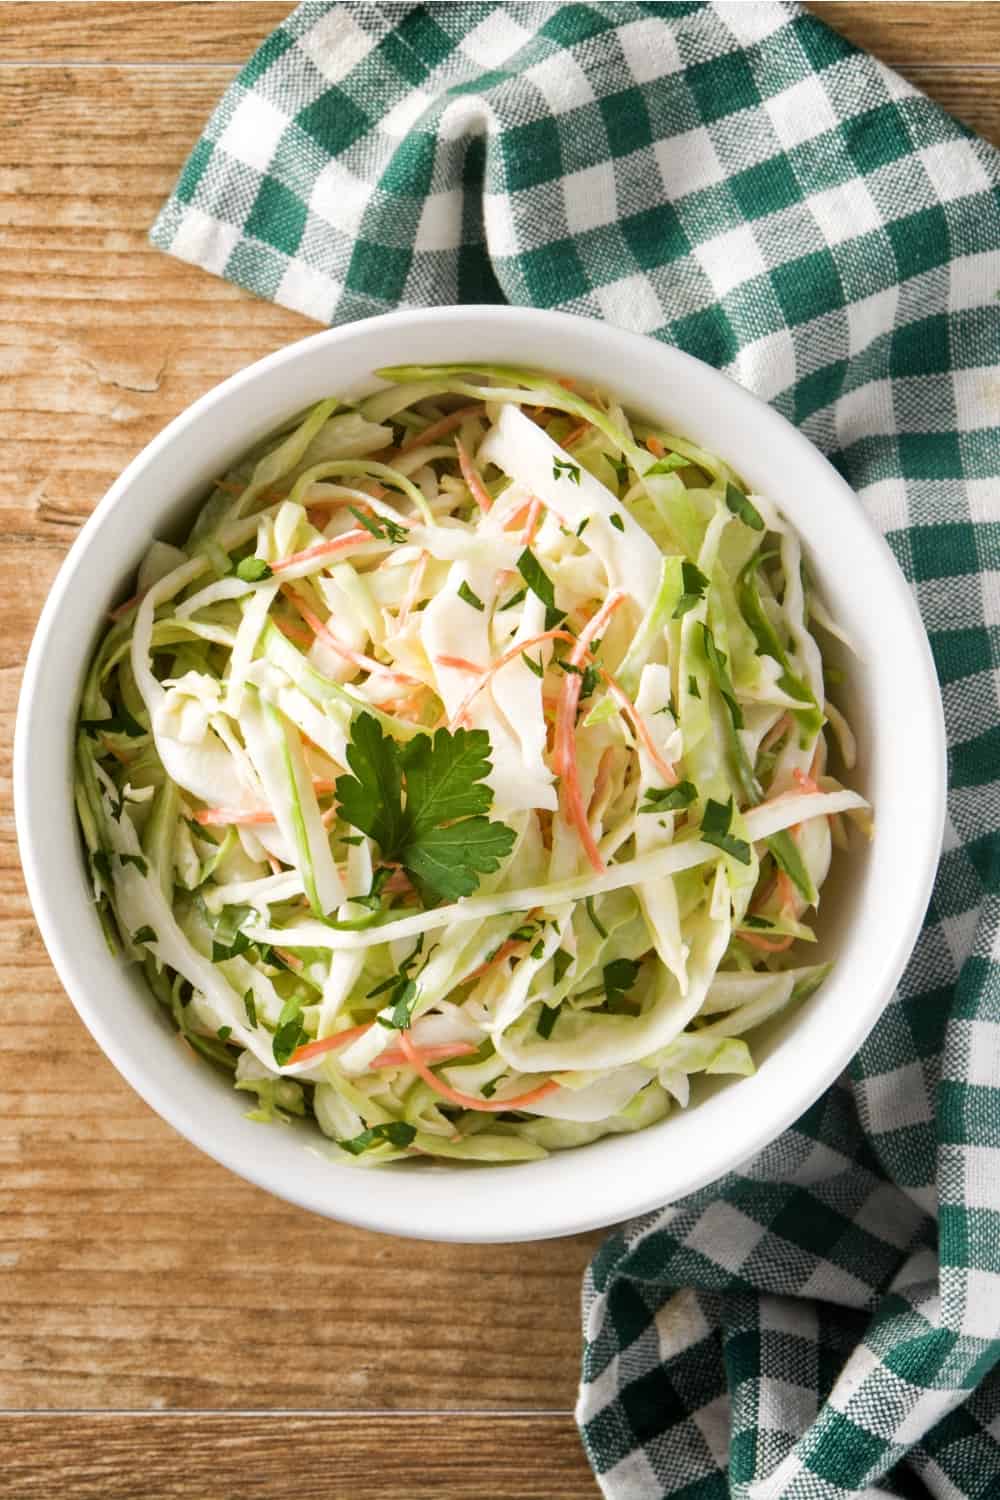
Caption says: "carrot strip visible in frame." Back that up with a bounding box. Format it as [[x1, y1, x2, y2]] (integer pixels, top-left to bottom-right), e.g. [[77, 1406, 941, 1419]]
[[455, 437, 492, 512], [460, 939, 531, 986], [553, 592, 629, 875], [522, 495, 544, 545], [288, 1024, 371, 1066], [435, 654, 483, 674], [397, 549, 429, 628], [760, 713, 790, 755], [646, 434, 665, 458], [271, 528, 376, 573], [793, 767, 821, 795], [283, 586, 419, 685], [373, 1041, 477, 1070], [398, 1031, 560, 1113], [398, 404, 483, 455], [194, 807, 274, 827], [449, 628, 576, 727], [737, 929, 795, 954], [274, 616, 315, 649], [563, 423, 589, 449], [109, 591, 143, 622]]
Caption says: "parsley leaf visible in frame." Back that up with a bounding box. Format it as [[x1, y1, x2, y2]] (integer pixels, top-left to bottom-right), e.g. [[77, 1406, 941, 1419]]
[[337, 1120, 417, 1156], [609, 512, 625, 532], [604, 958, 641, 1011], [585, 895, 608, 939], [576, 516, 591, 537], [725, 482, 764, 531], [741, 915, 774, 930], [552, 457, 581, 484], [766, 829, 818, 905], [700, 624, 743, 730], [272, 996, 306, 1066], [132, 925, 157, 945], [688, 674, 701, 699], [523, 653, 544, 679], [608, 457, 630, 487], [348, 505, 407, 544], [210, 903, 254, 963], [517, 547, 565, 631], [555, 659, 598, 698], [334, 715, 517, 905], [457, 580, 485, 612], [244, 989, 258, 1028], [672, 559, 710, 619], [639, 780, 697, 814], [701, 796, 751, 865], [499, 587, 527, 611], [118, 853, 148, 877], [552, 949, 573, 985], [217, 1026, 232, 1041], [536, 1004, 559, 1039], [235, 556, 273, 582]]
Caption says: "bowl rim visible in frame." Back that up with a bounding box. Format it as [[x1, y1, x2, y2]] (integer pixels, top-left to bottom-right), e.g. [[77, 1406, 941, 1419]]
[[14, 305, 947, 1242]]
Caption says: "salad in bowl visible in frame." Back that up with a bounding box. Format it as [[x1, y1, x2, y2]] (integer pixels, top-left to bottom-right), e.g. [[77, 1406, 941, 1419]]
[[75, 363, 869, 1166]]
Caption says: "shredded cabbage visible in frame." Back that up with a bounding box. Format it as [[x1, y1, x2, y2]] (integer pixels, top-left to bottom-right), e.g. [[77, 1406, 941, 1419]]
[[75, 367, 870, 1166]]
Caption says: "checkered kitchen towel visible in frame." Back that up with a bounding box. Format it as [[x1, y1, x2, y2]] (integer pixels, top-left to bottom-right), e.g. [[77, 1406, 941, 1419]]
[[152, 3, 1000, 1494]]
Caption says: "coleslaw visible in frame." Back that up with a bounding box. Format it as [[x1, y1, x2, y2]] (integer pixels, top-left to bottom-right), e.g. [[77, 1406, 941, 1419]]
[[74, 364, 870, 1165]]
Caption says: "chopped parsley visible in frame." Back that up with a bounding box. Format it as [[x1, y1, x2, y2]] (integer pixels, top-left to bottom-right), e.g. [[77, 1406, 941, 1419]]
[[523, 653, 544, 679], [210, 903, 254, 962], [348, 505, 408, 544], [552, 949, 574, 985], [216, 1026, 232, 1042], [118, 853, 148, 877], [499, 586, 527, 611], [741, 915, 774, 930], [608, 457, 630, 486], [639, 780, 697, 814], [132, 925, 157, 945], [243, 989, 258, 1028], [688, 674, 701, 699], [576, 516, 591, 537], [672, 560, 709, 619], [585, 895, 608, 939], [552, 457, 581, 484], [604, 958, 641, 1011], [725, 481, 764, 532], [609, 512, 625, 532], [700, 796, 751, 865], [457, 580, 485, 612], [337, 1120, 417, 1156], [536, 1004, 560, 1039], [80, 705, 146, 738], [272, 996, 307, 1066], [517, 547, 565, 630]]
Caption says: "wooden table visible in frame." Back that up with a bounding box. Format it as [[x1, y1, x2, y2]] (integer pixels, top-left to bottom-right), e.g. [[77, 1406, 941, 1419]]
[[2, 5, 997, 1494]]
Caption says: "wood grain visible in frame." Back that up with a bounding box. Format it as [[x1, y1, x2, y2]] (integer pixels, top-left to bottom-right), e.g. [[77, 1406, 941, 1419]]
[[2, 5, 999, 1497], [3, 1415, 599, 1498], [2, 3, 1000, 66]]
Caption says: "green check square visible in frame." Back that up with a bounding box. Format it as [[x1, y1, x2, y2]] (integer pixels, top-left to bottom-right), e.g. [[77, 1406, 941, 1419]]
[[380, 132, 436, 196], [345, 238, 412, 301], [380, 7, 453, 85], [730, 154, 802, 221], [951, 727, 1000, 791], [297, 87, 371, 157], [804, 1415, 892, 1489], [240, 27, 295, 86], [685, 50, 761, 124], [519, 236, 590, 303], [599, 87, 653, 159], [910, 522, 977, 581], [793, 12, 856, 71], [176, 138, 213, 205], [501, 116, 563, 191], [793, 358, 848, 422], [540, 3, 617, 46], [887, 205, 951, 281], [621, 202, 689, 268], [898, 431, 963, 480], [772, 247, 843, 326], [889, 314, 951, 376], [245, 173, 308, 254], [842, 102, 913, 174], [620, 1364, 687, 1444], [672, 306, 739, 367]]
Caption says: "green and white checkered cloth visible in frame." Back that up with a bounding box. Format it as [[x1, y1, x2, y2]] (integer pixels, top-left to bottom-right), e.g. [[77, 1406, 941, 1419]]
[[152, 3, 1000, 1494]]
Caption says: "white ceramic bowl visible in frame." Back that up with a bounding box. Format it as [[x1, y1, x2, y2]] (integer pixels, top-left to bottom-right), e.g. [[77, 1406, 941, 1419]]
[[15, 307, 945, 1242]]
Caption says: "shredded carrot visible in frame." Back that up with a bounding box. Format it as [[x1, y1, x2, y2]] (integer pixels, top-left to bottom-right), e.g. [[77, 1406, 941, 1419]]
[[461, 939, 532, 986], [373, 1041, 477, 1070], [273, 947, 303, 970], [449, 627, 576, 727], [397, 549, 428, 628], [398, 404, 483, 455], [271, 528, 376, 574], [588, 746, 615, 819], [760, 713, 790, 755], [737, 929, 795, 954], [793, 767, 821, 795], [398, 1030, 560, 1114], [455, 437, 492, 512], [274, 616, 315, 650], [99, 734, 134, 765], [553, 591, 628, 875], [504, 502, 532, 532], [435, 654, 483, 674], [194, 807, 274, 827], [522, 495, 544, 545], [646, 434, 665, 458], [563, 422, 590, 448], [109, 591, 143, 622], [288, 1023, 371, 1067], [777, 870, 796, 911], [283, 586, 419, 685], [266, 853, 283, 876]]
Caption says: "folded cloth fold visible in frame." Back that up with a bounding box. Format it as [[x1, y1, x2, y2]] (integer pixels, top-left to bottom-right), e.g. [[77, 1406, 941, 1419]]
[[153, 3, 1000, 1494]]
